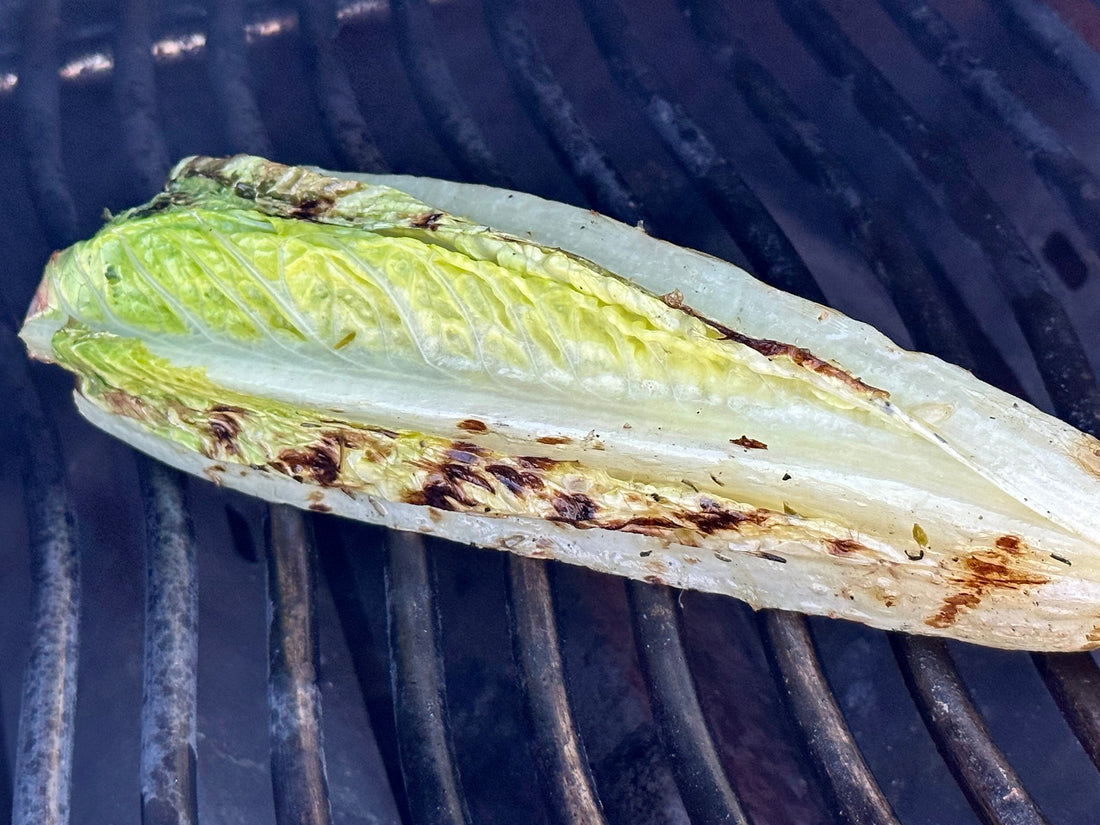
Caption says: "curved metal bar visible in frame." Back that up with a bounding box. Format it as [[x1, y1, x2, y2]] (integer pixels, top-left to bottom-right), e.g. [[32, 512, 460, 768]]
[[775, 0, 1100, 436], [111, 21, 199, 818], [892, 635, 1050, 825], [7, 4, 81, 818], [266, 505, 334, 825], [1032, 652, 1100, 773], [137, 458, 199, 825], [506, 556, 608, 825], [384, 531, 471, 825], [113, 0, 171, 198], [4, 325, 80, 825], [391, 0, 511, 186], [294, 0, 388, 172], [576, 0, 826, 304], [680, 0, 1008, 382], [316, 525, 410, 821], [628, 582, 750, 825], [877, 0, 1100, 250], [762, 611, 901, 825], [206, 0, 275, 157], [13, 0, 78, 248], [480, 0, 644, 226], [987, 0, 1100, 115]]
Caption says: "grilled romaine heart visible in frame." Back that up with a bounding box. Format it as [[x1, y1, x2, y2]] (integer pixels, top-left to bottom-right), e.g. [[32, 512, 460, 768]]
[[21, 155, 1100, 651]]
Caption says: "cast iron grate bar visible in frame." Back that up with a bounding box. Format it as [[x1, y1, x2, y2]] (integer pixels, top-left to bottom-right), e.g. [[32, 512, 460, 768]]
[[1032, 652, 1100, 773], [763, 611, 901, 825], [385, 532, 472, 825], [4, 325, 80, 825], [507, 556, 608, 825], [295, 0, 388, 172], [892, 636, 1051, 825], [110, 12, 352, 816], [577, 0, 826, 304], [110, 28, 200, 824], [14, 0, 78, 249], [987, 0, 1100, 112], [628, 582, 751, 825], [681, 0, 1000, 381], [481, 0, 644, 226], [113, 0, 171, 197], [391, 0, 511, 186], [318, 531, 412, 822], [876, 0, 1100, 250], [775, 0, 1100, 436], [206, 0, 275, 158], [266, 505, 335, 825], [8, 4, 82, 823], [137, 458, 199, 825]]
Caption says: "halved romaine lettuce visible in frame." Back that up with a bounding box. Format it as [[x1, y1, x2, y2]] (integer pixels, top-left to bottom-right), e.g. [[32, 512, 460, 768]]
[[21, 155, 1100, 651]]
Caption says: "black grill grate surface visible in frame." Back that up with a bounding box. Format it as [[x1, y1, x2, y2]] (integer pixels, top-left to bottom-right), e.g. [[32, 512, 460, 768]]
[[4, 1, 1100, 824]]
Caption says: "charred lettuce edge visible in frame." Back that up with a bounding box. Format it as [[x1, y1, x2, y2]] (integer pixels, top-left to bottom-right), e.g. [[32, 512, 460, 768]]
[[75, 392, 1100, 652]]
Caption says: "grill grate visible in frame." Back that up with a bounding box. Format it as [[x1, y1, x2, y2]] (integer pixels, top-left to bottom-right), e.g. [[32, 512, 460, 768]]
[[5, 1, 1100, 824], [138, 458, 198, 825], [763, 611, 899, 825], [385, 532, 469, 825], [480, 0, 643, 225], [266, 505, 332, 825], [775, 0, 1100, 430], [4, 316, 79, 825], [508, 555, 606, 825], [629, 581, 750, 825], [893, 635, 1050, 825]]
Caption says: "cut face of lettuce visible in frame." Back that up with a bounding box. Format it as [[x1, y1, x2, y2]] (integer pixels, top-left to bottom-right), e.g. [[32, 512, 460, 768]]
[[21, 154, 1100, 651]]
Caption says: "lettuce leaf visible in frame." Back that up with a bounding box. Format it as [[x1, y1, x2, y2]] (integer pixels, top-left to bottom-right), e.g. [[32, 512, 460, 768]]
[[21, 155, 1100, 651]]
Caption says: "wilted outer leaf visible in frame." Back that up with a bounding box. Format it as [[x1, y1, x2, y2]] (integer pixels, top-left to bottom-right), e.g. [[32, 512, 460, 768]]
[[21, 155, 1100, 651]]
